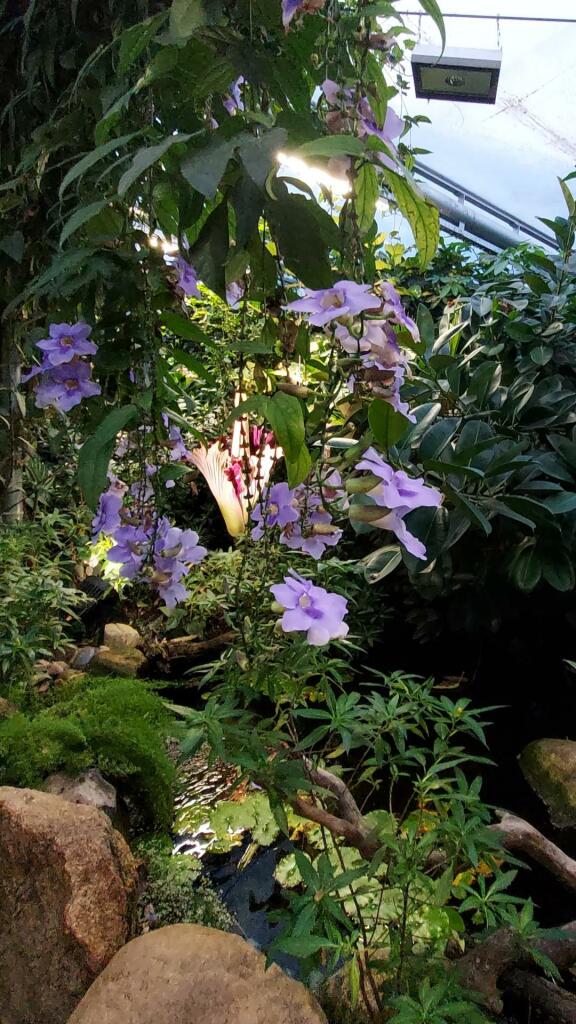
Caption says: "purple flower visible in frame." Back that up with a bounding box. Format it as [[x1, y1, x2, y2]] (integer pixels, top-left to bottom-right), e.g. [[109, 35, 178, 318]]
[[251, 482, 300, 540], [354, 448, 442, 559], [282, 0, 304, 26], [153, 517, 207, 608], [285, 280, 381, 327], [321, 79, 354, 106], [176, 257, 201, 298], [33, 360, 101, 413], [168, 425, 191, 462], [357, 102, 404, 171], [107, 524, 151, 579], [130, 463, 156, 504], [279, 486, 342, 559], [92, 488, 124, 539], [226, 280, 245, 309], [270, 571, 349, 646], [35, 321, 97, 366], [223, 77, 245, 115], [380, 283, 419, 343]]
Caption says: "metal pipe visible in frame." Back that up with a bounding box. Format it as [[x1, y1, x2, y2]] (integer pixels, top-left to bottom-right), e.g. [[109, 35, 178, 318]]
[[412, 164, 558, 251], [395, 12, 576, 24]]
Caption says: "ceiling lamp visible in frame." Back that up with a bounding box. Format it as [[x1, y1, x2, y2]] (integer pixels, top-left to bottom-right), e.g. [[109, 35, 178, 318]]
[[411, 45, 502, 104]]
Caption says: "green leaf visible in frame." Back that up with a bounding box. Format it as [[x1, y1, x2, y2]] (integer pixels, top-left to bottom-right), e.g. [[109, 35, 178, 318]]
[[511, 546, 541, 592], [361, 544, 402, 583], [286, 444, 312, 488], [467, 361, 502, 408], [77, 405, 139, 508], [368, 399, 409, 450], [237, 128, 288, 189], [275, 934, 332, 958], [559, 177, 576, 216], [296, 136, 365, 159], [541, 547, 575, 592], [416, 0, 446, 50], [530, 345, 553, 366], [59, 132, 141, 198], [172, 348, 217, 384], [419, 418, 461, 460], [161, 312, 213, 345], [118, 11, 167, 74], [118, 134, 192, 197], [59, 200, 108, 248], [0, 231, 25, 262], [355, 162, 379, 235], [267, 189, 337, 289], [382, 169, 439, 267], [543, 491, 576, 514], [169, 0, 222, 41], [188, 200, 229, 297], [445, 486, 492, 536], [181, 133, 239, 199], [267, 391, 305, 463]]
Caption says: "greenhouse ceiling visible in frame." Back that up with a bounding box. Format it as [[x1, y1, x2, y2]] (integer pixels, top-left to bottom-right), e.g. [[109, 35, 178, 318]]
[[396, 0, 576, 231]]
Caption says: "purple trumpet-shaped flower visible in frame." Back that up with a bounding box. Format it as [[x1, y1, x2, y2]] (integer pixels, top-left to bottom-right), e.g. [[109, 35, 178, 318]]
[[354, 448, 442, 559], [380, 282, 420, 344], [251, 482, 300, 541], [281, 0, 325, 28], [279, 487, 342, 560], [32, 360, 101, 413], [223, 77, 245, 115], [270, 571, 348, 646], [107, 524, 151, 579], [36, 321, 97, 367], [285, 280, 381, 328], [153, 517, 207, 608], [226, 280, 245, 309], [321, 79, 354, 106], [175, 257, 201, 298], [168, 425, 191, 462], [357, 101, 404, 172], [92, 487, 124, 539]]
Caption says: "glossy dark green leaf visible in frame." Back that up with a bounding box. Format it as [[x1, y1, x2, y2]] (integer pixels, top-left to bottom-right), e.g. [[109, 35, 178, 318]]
[[368, 399, 409, 450], [541, 547, 575, 591], [510, 546, 541, 592], [77, 404, 139, 507], [419, 418, 461, 461], [188, 200, 229, 297]]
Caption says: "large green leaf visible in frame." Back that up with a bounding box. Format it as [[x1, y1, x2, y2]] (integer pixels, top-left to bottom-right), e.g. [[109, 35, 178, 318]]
[[59, 200, 108, 248], [510, 545, 541, 592], [416, 0, 446, 50], [59, 132, 141, 198], [117, 11, 167, 74], [237, 128, 288, 189], [368, 399, 409, 450], [188, 200, 230, 296], [267, 391, 305, 464], [181, 133, 239, 199], [297, 136, 364, 159], [118, 134, 192, 197], [267, 190, 338, 288], [77, 405, 139, 508], [541, 546, 575, 592], [355, 162, 379, 236], [286, 444, 312, 488], [382, 169, 439, 268], [169, 0, 223, 40]]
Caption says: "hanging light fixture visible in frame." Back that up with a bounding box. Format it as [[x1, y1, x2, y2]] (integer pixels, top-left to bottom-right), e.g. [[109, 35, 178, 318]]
[[411, 44, 502, 104]]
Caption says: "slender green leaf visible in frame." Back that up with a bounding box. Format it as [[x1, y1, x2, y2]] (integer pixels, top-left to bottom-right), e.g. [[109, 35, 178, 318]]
[[59, 132, 141, 198], [383, 169, 439, 267], [59, 200, 108, 247], [77, 405, 139, 507], [118, 134, 192, 197]]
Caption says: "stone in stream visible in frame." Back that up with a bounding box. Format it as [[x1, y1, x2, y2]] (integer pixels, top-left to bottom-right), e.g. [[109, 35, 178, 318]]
[[520, 738, 576, 827], [42, 767, 117, 819], [0, 786, 138, 1024], [68, 924, 327, 1024]]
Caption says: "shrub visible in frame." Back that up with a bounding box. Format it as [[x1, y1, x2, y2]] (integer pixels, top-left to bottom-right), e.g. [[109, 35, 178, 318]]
[[136, 836, 234, 932], [0, 676, 176, 830]]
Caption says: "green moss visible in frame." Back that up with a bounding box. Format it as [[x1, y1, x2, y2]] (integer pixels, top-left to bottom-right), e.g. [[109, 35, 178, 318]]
[[0, 676, 176, 830], [135, 836, 234, 932]]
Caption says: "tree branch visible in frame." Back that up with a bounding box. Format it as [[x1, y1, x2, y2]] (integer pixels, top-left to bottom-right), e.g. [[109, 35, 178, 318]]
[[289, 762, 380, 860], [492, 811, 576, 893], [504, 968, 576, 1023]]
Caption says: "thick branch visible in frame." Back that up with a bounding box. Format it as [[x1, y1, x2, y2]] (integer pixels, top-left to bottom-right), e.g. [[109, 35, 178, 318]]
[[504, 968, 576, 1024], [492, 811, 576, 893], [290, 763, 380, 860], [160, 631, 236, 663], [456, 922, 576, 1014]]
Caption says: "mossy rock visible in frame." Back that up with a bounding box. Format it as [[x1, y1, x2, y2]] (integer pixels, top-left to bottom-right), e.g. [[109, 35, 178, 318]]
[[88, 648, 147, 678], [520, 739, 576, 828], [0, 698, 18, 719]]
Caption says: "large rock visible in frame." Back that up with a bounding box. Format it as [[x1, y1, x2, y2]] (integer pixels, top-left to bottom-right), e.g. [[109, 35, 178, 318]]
[[69, 924, 327, 1024], [103, 623, 143, 650], [520, 739, 576, 827], [0, 787, 138, 1024], [88, 646, 146, 678], [42, 768, 117, 819]]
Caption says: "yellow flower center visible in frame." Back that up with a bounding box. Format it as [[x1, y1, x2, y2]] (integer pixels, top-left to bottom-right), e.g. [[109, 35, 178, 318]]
[[61, 336, 74, 346], [298, 594, 311, 609]]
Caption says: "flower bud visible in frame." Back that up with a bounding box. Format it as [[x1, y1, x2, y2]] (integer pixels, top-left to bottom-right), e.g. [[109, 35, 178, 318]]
[[271, 601, 284, 614], [348, 504, 388, 523], [345, 474, 381, 494]]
